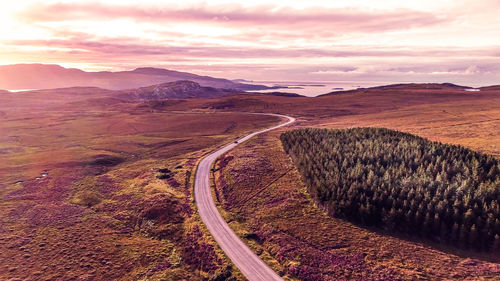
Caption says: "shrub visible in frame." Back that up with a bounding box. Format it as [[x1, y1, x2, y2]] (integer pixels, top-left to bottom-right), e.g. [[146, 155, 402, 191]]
[[71, 190, 103, 207]]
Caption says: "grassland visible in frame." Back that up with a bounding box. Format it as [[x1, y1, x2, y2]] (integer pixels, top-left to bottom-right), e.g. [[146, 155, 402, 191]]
[[1, 84, 500, 280], [0, 90, 281, 280], [212, 88, 500, 280]]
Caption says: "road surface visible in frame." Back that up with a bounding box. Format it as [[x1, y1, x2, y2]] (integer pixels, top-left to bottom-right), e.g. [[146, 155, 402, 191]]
[[194, 113, 295, 281]]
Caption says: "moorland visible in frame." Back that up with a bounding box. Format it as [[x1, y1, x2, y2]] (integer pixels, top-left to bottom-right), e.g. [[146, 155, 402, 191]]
[[0, 87, 282, 280], [1, 67, 500, 280], [209, 86, 500, 280]]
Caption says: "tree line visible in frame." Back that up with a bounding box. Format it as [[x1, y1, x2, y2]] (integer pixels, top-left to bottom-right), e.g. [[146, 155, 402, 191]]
[[281, 128, 500, 251]]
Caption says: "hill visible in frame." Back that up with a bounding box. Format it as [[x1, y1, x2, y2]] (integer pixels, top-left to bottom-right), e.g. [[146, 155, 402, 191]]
[[1, 80, 499, 280], [368, 83, 471, 91], [121, 80, 240, 100], [319, 83, 476, 96], [247, 91, 303, 97], [0, 64, 273, 91], [480, 85, 500, 91]]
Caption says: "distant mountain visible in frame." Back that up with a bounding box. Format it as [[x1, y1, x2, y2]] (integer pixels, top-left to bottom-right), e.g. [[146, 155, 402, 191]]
[[232, 79, 254, 83], [369, 83, 471, 91], [121, 80, 239, 100], [479, 85, 500, 91], [0, 89, 9, 94], [319, 83, 475, 97], [0, 64, 272, 91], [248, 91, 304, 97]]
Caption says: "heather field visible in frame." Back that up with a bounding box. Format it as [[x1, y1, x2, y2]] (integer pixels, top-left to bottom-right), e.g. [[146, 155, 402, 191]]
[[215, 133, 500, 280], [0, 92, 281, 280], [1, 85, 500, 280], [3, 1, 500, 279], [213, 89, 500, 280]]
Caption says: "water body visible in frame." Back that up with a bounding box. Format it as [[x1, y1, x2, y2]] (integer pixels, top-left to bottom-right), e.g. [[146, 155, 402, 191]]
[[247, 81, 395, 97], [5, 89, 38, 93]]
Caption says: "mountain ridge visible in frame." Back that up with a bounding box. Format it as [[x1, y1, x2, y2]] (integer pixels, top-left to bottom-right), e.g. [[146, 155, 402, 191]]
[[121, 80, 240, 100], [0, 64, 272, 91], [318, 82, 482, 97]]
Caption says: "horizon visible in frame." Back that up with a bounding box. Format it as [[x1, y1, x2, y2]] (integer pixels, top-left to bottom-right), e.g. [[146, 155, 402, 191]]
[[0, 62, 495, 88], [1, 1, 499, 86], [0, 62, 495, 97]]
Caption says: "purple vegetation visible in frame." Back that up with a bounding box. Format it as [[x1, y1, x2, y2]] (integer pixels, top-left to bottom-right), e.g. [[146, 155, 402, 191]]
[[167, 177, 181, 188], [252, 226, 400, 280], [182, 225, 222, 273]]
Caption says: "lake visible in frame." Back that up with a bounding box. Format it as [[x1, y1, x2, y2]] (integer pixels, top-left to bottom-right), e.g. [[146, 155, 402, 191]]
[[247, 80, 395, 97]]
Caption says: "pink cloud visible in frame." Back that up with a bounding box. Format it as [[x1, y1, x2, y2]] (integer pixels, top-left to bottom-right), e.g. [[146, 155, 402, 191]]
[[7, 35, 500, 60], [18, 3, 445, 33], [3, 1, 499, 87]]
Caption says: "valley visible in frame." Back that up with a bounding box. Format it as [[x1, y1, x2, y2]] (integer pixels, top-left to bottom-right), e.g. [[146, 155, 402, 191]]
[[3, 1, 500, 280], [1, 77, 499, 280]]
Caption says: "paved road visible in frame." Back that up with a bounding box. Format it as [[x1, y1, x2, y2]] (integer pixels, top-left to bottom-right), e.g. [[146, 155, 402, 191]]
[[194, 113, 295, 281]]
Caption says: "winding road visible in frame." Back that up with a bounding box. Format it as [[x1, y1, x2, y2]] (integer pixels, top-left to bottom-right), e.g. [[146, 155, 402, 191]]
[[194, 113, 295, 281]]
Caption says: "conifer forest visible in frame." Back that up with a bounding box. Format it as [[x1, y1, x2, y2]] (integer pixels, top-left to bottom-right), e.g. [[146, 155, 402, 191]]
[[281, 128, 500, 251]]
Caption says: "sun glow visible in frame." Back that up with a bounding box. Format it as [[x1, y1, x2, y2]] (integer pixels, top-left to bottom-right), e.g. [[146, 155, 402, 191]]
[[0, 0, 499, 83]]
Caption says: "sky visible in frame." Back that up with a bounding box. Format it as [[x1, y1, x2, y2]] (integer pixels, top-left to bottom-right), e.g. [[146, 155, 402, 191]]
[[1, 0, 500, 86]]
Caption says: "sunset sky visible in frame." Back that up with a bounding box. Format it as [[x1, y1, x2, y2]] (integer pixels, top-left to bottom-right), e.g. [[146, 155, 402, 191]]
[[1, 0, 499, 85]]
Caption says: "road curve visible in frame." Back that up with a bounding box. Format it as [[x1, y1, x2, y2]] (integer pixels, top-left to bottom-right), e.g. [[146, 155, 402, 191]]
[[194, 113, 295, 281]]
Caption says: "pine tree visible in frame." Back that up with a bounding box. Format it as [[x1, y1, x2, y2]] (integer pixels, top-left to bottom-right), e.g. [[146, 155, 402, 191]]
[[459, 224, 468, 248], [281, 127, 500, 251], [493, 234, 500, 252], [469, 224, 478, 249], [463, 209, 474, 227], [422, 213, 432, 237], [440, 221, 449, 243], [433, 214, 441, 237], [451, 223, 460, 244]]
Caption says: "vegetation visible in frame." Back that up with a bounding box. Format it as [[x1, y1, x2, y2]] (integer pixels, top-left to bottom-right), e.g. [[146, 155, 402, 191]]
[[2, 83, 500, 280], [0, 93, 279, 281], [281, 128, 500, 251], [216, 131, 500, 280]]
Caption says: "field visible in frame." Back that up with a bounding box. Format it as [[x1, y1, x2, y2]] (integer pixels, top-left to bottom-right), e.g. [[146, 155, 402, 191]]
[[213, 88, 500, 280], [0, 90, 281, 280], [1, 85, 500, 280]]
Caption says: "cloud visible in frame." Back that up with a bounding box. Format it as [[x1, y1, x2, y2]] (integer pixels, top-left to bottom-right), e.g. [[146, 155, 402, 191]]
[[8, 34, 500, 60], [309, 67, 359, 75], [18, 2, 446, 33], [3, 1, 499, 87]]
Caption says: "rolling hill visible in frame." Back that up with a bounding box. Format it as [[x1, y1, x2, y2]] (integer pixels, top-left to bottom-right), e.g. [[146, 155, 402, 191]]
[[120, 80, 240, 100], [319, 83, 479, 96], [0, 64, 273, 91]]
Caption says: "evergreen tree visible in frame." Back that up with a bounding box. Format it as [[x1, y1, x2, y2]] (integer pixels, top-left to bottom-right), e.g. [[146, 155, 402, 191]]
[[451, 223, 460, 244], [281, 127, 500, 251], [469, 224, 478, 249], [493, 234, 500, 252], [459, 224, 468, 248]]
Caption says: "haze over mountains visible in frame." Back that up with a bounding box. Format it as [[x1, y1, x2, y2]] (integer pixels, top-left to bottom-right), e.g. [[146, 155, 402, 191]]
[[1, 64, 496, 100], [0, 64, 271, 91]]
